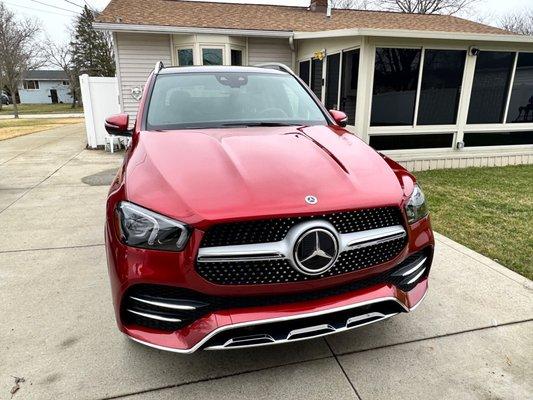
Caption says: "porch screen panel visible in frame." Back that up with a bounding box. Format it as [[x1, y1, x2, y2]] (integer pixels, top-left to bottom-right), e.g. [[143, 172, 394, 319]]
[[417, 50, 466, 125], [340, 49, 359, 126], [325, 53, 340, 110], [371, 48, 421, 126], [467, 51, 514, 124], [506, 52, 533, 123], [311, 58, 323, 100], [299, 60, 310, 86]]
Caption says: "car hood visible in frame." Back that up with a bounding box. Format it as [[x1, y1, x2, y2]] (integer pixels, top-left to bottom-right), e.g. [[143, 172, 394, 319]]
[[124, 125, 406, 226]]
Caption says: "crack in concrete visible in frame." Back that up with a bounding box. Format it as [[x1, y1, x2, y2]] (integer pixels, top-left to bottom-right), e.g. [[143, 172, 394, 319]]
[[325, 339, 362, 400], [94, 319, 533, 400], [0, 147, 86, 215], [0, 243, 104, 254]]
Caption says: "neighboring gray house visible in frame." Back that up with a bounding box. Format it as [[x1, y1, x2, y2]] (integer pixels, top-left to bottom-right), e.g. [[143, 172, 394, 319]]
[[94, 0, 533, 170], [18, 70, 73, 104]]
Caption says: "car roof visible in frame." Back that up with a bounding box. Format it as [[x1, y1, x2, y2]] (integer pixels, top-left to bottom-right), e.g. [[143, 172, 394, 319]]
[[158, 65, 287, 75]]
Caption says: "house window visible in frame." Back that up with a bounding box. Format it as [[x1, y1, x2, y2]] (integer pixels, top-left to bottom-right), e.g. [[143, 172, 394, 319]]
[[506, 52, 533, 123], [340, 49, 359, 126], [23, 80, 39, 90], [467, 51, 515, 124], [371, 48, 422, 126], [202, 48, 223, 65], [61, 81, 69, 86], [178, 49, 194, 66], [231, 49, 243, 66], [310, 58, 323, 100], [417, 50, 466, 125], [464, 131, 533, 146], [369, 133, 454, 150], [325, 53, 340, 110], [299, 60, 310, 86]]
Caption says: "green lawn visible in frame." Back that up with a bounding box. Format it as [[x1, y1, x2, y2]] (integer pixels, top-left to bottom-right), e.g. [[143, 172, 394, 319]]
[[416, 165, 532, 280], [0, 103, 83, 115]]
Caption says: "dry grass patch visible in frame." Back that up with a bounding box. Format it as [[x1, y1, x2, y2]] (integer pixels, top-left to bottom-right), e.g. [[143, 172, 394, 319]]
[[0, 118, 83, 141]]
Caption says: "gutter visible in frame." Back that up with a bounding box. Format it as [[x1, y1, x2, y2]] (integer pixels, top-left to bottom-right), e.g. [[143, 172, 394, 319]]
[[293, 27, 533, 43], [93, 22, 294, 38]]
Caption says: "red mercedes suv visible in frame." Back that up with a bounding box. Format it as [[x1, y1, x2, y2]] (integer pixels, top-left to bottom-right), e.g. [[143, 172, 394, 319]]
[[104, 62, 434, 353]]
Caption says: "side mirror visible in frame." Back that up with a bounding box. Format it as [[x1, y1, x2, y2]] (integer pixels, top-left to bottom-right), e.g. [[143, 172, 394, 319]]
[[329, 110, 348, 127], [105, 114, 132, 136]]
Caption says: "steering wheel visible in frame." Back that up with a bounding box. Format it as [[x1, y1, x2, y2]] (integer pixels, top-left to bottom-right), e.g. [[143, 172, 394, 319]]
[[257, 108, 289, 118]]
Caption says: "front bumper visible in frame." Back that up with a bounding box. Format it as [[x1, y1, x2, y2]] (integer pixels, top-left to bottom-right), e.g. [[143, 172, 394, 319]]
[[123, 277, 428, 353], [105, 210, 434, 353]]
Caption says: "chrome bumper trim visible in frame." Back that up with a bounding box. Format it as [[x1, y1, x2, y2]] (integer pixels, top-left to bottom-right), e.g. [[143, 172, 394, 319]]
[[126, 309, 182, 323], [129, 296, 197, 311], [126, 290, 429, 354]]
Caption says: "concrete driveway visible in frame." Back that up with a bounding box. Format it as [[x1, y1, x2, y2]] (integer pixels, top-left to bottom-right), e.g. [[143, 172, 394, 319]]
[[1, 124, 532, 400]]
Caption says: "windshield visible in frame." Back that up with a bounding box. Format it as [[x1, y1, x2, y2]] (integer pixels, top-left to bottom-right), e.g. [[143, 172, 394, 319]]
[[146, 72, 328, 130]]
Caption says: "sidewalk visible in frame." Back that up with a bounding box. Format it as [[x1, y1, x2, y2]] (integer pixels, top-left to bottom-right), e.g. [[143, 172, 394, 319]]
[[0, 124, 531, 400], [0, 113, 84, 119]]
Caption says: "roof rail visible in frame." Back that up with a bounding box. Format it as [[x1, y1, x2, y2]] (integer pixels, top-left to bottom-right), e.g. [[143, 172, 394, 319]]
[[154, 61, 165, 75], [254, 63, 297, 77]]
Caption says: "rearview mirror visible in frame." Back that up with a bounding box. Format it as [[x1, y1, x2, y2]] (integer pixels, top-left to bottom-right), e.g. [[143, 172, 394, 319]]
[[329, 110, 348, 127], [105, 114, 132, 136]]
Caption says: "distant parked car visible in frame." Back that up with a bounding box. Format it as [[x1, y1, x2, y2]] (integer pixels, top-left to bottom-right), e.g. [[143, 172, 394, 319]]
[[1, 92, 11, 105]]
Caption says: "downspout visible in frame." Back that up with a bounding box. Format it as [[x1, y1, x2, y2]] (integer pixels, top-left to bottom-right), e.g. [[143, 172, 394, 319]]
[[289, 35, 296, 70], [327, 0, 332, 18]]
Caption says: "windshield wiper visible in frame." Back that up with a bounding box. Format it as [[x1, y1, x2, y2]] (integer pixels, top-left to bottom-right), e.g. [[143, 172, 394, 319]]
[[220, 122, 299, 127]]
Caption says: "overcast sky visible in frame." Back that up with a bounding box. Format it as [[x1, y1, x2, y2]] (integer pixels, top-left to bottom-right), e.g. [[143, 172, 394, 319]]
[[3, 0, 532, 46]]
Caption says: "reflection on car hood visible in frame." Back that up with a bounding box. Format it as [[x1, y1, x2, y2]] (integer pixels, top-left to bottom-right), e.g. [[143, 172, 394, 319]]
[[125, 125, 405, 226]]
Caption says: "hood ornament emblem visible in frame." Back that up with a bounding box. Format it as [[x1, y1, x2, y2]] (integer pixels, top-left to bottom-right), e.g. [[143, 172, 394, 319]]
[[305, 195, 318, 205]]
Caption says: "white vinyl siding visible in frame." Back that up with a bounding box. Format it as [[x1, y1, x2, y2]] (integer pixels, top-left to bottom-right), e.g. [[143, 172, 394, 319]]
[[114, 33, 172, 118], [248, 38, 292, 68]]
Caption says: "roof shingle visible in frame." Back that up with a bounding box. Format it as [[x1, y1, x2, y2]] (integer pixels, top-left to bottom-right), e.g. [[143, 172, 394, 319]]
[[97, 0, 510, 35]]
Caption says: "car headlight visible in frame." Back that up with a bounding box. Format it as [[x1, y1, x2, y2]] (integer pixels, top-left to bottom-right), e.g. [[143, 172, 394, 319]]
[[405, 184, 428, 224], [116, 202, 190, 251]]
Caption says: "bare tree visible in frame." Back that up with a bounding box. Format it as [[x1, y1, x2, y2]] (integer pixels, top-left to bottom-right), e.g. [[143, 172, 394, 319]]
[[379, 0, 478, 15], [331, 0, 370, 9], [0, 3, 43, 118], [499, 9, 533, 35], [43, 38, 80, 108]]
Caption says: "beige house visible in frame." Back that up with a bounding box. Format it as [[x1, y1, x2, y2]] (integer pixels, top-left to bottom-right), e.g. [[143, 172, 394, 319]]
[[95, 0, 533, 170]]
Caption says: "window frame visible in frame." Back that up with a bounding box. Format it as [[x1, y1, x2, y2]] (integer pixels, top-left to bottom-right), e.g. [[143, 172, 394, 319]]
[[176, 47, 194, 66], [200, 45, 225, 66], [297, 45, 360, 126], [230, 46, 245, 66], [23, 80, 40, 90]]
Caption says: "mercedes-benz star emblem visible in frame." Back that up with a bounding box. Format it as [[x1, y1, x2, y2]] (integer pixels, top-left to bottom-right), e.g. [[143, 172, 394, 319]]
[[305, 195, 318, 205], [293, 228, 339, 275]]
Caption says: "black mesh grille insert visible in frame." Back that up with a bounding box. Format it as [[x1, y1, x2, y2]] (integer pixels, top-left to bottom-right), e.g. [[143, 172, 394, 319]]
[[197, 237, 406, 285], [200, 207, 403, 248]]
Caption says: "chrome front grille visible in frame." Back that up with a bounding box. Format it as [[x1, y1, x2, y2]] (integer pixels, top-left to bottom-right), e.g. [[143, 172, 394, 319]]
[[196, 207, 407, 285], [200, 207, 403, 248], [197, 235, 406, 285]]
